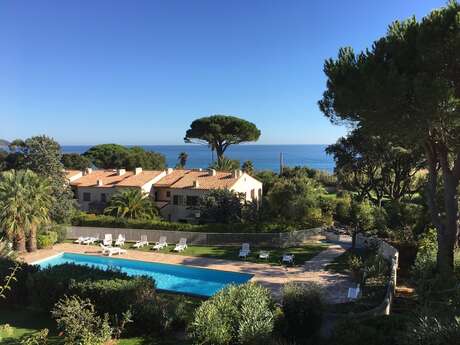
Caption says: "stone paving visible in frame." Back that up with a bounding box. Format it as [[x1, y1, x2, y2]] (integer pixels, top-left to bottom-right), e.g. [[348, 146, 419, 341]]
[[20, 241, 353, 303]]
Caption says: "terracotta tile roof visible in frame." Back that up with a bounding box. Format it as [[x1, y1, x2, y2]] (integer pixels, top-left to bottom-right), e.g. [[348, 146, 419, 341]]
[[168, 170, 239, 189], [65, 170, 82, 180], [154, 169, 190, 187], [70, 170, 164, 188]]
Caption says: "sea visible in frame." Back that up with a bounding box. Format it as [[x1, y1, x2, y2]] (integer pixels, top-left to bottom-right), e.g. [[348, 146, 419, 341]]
[[61, 144, 335, 173]]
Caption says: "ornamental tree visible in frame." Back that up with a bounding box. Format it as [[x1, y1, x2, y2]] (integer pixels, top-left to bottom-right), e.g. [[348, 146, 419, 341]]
[[319, 2, 460, 275], [184, 115, 261, 159]]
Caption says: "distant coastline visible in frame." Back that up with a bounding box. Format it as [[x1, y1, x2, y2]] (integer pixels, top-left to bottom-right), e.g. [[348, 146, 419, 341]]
[[62, 144, 334, 172]]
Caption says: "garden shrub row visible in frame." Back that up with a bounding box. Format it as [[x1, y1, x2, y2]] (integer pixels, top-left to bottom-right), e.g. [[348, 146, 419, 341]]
[[72, 212, 308, 233], [0, 259, 192, 336]]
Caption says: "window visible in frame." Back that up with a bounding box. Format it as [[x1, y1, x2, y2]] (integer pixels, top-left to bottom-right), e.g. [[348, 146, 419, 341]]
[[100, 193, 106, 203], [258, 189, 262, 199], [166, 191, 171, 198], [83, 192, 91, 202], [251, 189, 255, 200], [154, 191, 159, 201], [173, 195, 184, 206], [186, 196, 199, 206]]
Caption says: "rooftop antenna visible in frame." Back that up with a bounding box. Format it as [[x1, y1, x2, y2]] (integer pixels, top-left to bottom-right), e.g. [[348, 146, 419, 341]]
[[279, 152, 284, 175]]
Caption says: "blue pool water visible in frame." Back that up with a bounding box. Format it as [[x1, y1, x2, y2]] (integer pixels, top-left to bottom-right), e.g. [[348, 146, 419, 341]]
[[35, 253, 252, 297]]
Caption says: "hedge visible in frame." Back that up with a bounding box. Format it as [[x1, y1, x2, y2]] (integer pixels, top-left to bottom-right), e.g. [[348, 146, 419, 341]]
[[72, 213, 304, 233], [0, 258, 38, 306]]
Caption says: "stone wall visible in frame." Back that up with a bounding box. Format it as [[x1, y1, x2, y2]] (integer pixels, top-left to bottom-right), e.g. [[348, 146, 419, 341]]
[[67, 226, 324, 247]]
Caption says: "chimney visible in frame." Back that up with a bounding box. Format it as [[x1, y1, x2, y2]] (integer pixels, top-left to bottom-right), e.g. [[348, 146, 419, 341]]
[[167, 168, 173, 175], [193, 180, 200, 188], [232, 170, 242, 178], [117, 168, 126, 176], [208, 169, 216, 176], [97, 179, 103, 186], [135, 167, 142, 175], [84, 168, 92, 175]]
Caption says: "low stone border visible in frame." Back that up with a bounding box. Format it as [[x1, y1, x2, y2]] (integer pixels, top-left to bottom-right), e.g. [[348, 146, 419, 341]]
[[67, 226, 325, 248]]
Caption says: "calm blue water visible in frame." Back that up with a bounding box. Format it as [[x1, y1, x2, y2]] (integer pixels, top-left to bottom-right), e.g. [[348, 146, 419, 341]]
[[35, 252, 252, 297], [62, 144, 334, 172]]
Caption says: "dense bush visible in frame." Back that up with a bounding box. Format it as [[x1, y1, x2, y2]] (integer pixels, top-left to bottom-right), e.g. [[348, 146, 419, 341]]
[[72, 212, 309, 233], [27, 263, 129, 310], [51, 295, 113, 345], [280, 282, 324, 342], [69, 276, 156, 317], [329, 315, 409, 345], [0, 257, 38, 306], [37, 231, 58, 249], [190, 283, 276, 345], [405, 315, 460, 345]]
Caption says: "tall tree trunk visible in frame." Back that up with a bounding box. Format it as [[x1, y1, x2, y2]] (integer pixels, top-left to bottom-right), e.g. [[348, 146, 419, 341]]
[[27, 224, 38, 252], [14, 231, 26, 253]]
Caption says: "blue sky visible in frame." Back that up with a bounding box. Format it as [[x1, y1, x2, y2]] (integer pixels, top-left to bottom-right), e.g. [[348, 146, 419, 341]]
[[0, 0, 445, 145]]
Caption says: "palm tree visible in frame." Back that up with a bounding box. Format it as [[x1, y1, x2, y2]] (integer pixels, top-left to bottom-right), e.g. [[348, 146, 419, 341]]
[[177, 152, 188, 168], [0, 170, 52, 252], [104, 188, 158, 220], [241, 160, 255, 175], [210, 156, 240, 172]]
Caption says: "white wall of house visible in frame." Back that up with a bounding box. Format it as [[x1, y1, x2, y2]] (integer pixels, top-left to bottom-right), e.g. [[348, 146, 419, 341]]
[[230, 173, 263, 203]]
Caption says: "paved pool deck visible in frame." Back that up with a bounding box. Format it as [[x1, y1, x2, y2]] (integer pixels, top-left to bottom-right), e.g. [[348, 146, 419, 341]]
[[20, 242, 353, 303]]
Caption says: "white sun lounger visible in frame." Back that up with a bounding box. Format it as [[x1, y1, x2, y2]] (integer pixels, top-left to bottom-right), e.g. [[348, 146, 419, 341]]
[[239, 243, 251, 258], [153, 236, 168, 251], [282, 253, 295, 265], [133, 235, 149, 248], [173, 238, 187, 252], [103, 234, 113, 246], [74, 237, 89, 244], [259, 250, 270, 260], [83, 234, 99, 245], [114, 234, 125, 247], [100, 243, 126, 257]]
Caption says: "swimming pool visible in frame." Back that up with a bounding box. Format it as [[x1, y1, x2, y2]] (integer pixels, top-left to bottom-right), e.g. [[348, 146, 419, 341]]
[[33, 252, 253, 297]]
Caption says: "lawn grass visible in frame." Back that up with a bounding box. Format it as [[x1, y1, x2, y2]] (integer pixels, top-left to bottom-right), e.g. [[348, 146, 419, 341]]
[[121, 242, 329, 266]]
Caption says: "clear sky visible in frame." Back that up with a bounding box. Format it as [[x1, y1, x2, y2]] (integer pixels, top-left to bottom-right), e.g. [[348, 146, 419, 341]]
[[0, 0, 446, 145]]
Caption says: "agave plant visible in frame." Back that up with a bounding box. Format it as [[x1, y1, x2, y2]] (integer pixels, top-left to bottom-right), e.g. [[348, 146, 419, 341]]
[[104, 188, 158, 220]]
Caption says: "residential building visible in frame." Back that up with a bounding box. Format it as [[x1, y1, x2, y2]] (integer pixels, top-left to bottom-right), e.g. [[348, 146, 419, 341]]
[[66, 167, 263, 222]]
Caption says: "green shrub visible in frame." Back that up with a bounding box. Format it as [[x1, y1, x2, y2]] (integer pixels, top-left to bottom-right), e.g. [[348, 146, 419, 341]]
[[190, 283, 275, 345], [347, 254, 364, 282], [27, 263, 129, 310], [280, 282, 324, 342], [49, 224, 68, 243], [37, 231, 58, 249], [51, 295, 112, 345], [69, 276, 156, 317], [334, 194, 352, 224], [71, 212, 310, 233], [0, 258, 38, 306], [19, 328, 49, 345], [329, 315, 409, 345], [405, 315, 460, 345]]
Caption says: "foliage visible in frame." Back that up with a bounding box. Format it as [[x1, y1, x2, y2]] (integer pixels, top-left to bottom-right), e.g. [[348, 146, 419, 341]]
[[27, 263, 129, 310], [51, 295, 112, 345], [19, 328, 49, 345], [327, 130, 422, 204], [334, 193, 352, 224], [0, 169, 54, 252], [209, 156, 240, 172], [190, 283, 275, 345], [36, 231, 58, 249], [241, 160, 255, 175], [329, 315, 409, 345], [197, 189, 245, 224], [61, 153, 92, 170], [319, 2, 460, 275], [280, 282, 324, 342], [184, 115, 261, 159], [46, 223, 68, 243], [6, 136, 76, 223], [104, 188, 158, 220], [0, 257, 38, 306], [176, 152, 188, 168], [83, 144, 166, 170], [254, 170, 279, 195], [265, 176, 331, 227], [405, 315, 460, 345], [281, 166, 337, 187]]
